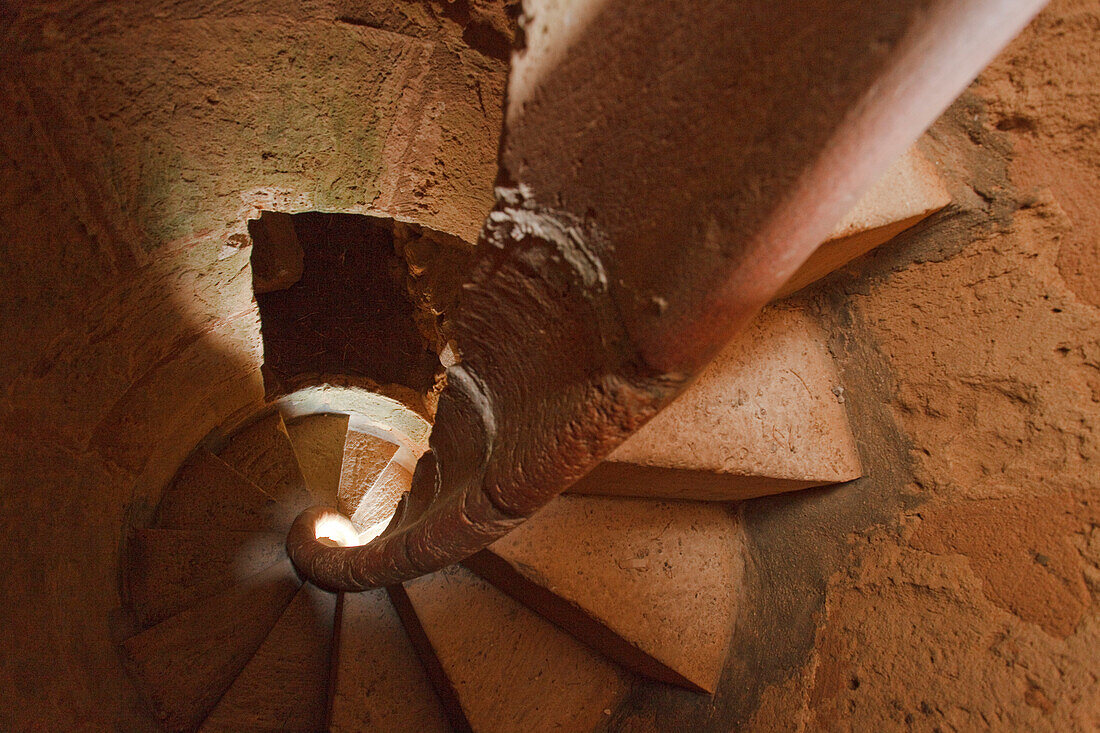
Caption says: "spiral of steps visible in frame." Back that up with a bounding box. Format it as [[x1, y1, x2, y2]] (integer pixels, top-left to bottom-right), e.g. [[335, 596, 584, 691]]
[[112, 143, 952, 730], [112, 301, 854, 732]]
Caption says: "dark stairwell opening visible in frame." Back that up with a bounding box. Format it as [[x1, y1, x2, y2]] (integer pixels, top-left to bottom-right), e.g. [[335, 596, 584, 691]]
[[247, 211, 452, 399]]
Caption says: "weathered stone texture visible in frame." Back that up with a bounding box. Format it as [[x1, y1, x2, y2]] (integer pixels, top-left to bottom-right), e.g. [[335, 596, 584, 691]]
[[778, 145, 951, 298], [285, 412, 351, 507], [0, 2, 506, 728], [469, 494, 742, 693], [126, 529, 287, 629], [337, 430, 400, 519], [329, 589, 453, 732], [397, 565, 631, 732], [575, 305, 861, 500], [120, 560, 302, 732], [611, 2, 1100, 729], [200, 583, 337, 732]]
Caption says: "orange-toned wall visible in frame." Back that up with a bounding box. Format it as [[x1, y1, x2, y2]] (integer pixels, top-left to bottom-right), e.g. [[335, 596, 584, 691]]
[[0, 0, 1096, 729], [0, 2, 507, 728], [610, 1, 1100, 729]]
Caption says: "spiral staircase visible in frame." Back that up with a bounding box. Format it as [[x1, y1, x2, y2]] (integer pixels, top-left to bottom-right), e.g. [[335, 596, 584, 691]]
[[116, 381, 798, 731], [101, 0, 1047, 727], [111, 141, 958, 731]]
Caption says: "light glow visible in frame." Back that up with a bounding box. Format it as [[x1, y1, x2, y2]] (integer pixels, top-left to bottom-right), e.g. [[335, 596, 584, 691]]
[[357, 518, 393, 545], [314, 513, 362, 547]]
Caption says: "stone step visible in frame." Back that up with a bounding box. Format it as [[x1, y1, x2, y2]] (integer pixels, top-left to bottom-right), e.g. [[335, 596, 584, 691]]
[[218, 412, 313, 515], [200, 583, 337, 732], [126, 529, 285, 629], [350, 458, 413, 539], [393, 565, 631, 733], [571, 305, 861, 501], [778, 144, 950, 298], [336, 429, 399, 518], [465, 495, 740, 694], [119, 559, 301, 733], [156, 448, 282, 531], [285, 412, 351, 507], [329, 589, 453, 733]]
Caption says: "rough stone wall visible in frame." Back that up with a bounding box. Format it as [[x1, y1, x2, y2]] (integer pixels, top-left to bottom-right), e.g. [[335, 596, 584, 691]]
[[795, 3, 1100, 723], [0, 1, 506, 728], [781, 3, 1099, 727], [609, 1, 1098, 729], [1, 0, 1096, 729]]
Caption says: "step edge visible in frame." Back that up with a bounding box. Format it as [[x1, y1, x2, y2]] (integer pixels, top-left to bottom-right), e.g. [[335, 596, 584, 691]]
[[387, 583, 475, 733], [462, 550, 711, 694]]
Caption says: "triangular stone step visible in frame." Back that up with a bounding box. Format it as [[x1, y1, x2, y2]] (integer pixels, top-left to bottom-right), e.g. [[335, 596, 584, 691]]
[[393, 565, 631, 733], [285, 412, 351, 507], [464, 494, 741, 694], [329, 589, 452, 732], [218, 412, 313, 515], [777, 144, 950, 298], [126, 528, 286, 629], [337, 429, 399, 518], [200, 583, 337, 732], [120, 559, 302, 732], [350, 459, 412, 538], [571, 305, 861, 500], [156, 448, 282, 531]]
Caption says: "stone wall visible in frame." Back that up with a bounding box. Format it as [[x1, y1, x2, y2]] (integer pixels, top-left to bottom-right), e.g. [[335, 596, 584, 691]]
[[0, 1, 507, 728], [611, 1, 1100, 729], [0, 0, 1096, 729]]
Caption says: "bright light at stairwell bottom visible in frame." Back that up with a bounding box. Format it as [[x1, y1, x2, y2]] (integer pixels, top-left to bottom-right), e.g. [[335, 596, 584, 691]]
[[314, 513, 362, 547]]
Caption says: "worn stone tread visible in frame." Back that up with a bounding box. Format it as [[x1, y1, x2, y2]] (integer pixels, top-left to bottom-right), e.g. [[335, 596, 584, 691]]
[[329, 589, 452, 733], [778, 144, 951, 298], [218, 412, 313, 516], [200, 583, 337, 732], [394, 565, 630, 733], [119, 559, 301, 732], [126, 528, 285, 629], [571, 305, 861, 500], [350, 458, 412, 537], [337, 429, 400, 519], [156, 448, 282, 531], [465, 494, 741, 694], [285, 412, 351, 507]]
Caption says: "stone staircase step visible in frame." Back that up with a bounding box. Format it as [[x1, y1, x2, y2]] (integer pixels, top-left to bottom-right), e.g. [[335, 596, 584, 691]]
[[126, 529, 285, 629], [218, 412, 313, 515], [572, 305, 861, 500], [465, 495, 741, 694], [156, 448, 282, 531], [350, 458, 413, 538], [119, 559, 302, 732], [329, 589, 453, 733], [336, 429, 399, 518], [574, 463, 830, 501], [285, 412, 351, 506], [200, 583, 337, 732], [393, 565, 631, 733], [778, 144, 951, 298]]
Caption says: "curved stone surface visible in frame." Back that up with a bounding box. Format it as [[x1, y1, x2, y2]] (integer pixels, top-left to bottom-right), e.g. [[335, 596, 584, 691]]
[[286, 413, 351, 508], [127, 529, 286, 629], [219, 412, 312, 514], [287, 0, 1044, 592], [120, 560, 301, 732], [393, 565, 631, 732], [156, 449, 281, 531], [574, 305, 862, 500], [200, 584, 337, 732], [337, 430, 399, 519], [330, 590, 452, 733], [466, 494, 742, 693]]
